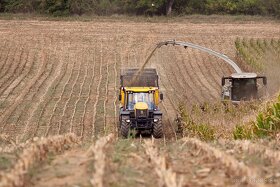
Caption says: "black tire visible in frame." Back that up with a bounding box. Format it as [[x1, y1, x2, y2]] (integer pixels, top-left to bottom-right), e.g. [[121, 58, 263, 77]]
[[152, 120, 163, 138], [120, 119, 130, 138]]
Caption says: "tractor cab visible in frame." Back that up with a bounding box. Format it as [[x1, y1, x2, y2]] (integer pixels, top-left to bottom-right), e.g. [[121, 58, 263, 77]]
[[119, 69, 164, 138], [222, 73, 267, 103], [126, 91, 156, 111]]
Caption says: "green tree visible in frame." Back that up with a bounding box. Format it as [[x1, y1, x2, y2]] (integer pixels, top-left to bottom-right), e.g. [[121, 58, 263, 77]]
[[68, 0, 94, 15]]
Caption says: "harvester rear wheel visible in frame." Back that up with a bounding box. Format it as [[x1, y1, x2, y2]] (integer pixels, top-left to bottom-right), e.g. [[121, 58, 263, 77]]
[[152, 120, 163, 138]]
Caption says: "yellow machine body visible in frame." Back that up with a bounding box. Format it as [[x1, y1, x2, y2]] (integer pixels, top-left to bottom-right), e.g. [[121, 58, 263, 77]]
[[120, 87, 160, 108], [119, 68, 163, 138], [134, 102, 149, 110]]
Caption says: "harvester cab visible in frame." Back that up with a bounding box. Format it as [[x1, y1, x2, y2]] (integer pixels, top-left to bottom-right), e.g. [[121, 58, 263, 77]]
[[222, 73, 267, 103], [119, 68, 164, 138]]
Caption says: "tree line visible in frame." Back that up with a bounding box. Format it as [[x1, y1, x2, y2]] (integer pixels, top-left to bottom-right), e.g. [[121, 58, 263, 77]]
[[0, 0, 279, 17]]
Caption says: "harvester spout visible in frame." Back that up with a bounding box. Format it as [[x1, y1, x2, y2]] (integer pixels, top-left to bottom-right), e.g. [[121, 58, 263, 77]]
[[156, 40, 243, 73]]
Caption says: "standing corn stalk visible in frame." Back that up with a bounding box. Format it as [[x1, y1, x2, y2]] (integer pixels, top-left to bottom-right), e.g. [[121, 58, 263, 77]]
[[89, 133, 114, 187], [0, 133, 80, 187], [143, 140, 182, 187]]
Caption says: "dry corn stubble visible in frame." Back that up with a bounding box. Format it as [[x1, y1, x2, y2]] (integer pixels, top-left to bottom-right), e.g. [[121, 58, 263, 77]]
[[0, 133, 80, 187], [0, 134, 16, 146], [182, 138, 263, 187], [230, 140, 280, 165], [88, 133, 114, 187], [143, 140, 182, 187]]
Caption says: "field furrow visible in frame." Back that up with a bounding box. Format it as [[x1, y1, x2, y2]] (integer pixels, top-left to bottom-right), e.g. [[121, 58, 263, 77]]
[[0, 43, 36, 108], [0, 45, 30, 99], [0, 49, 47, 133], [18, 45, 64, 141], [0, 43, 26, 94], [69, 48, 90, 135], [50, 48, 84, 136], [93, 42, 108, 137], [0, 41, 13, 76], [80, 49, 97, 139], [30, 55, 69, 138], [43, 46, 78, 136], [81, 46, 101, 140]]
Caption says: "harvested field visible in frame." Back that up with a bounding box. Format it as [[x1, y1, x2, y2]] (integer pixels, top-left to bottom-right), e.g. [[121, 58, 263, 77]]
[[0, 17, 280, 187]]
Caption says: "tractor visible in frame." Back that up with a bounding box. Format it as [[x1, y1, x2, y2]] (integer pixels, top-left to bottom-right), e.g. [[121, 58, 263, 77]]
[[119, 68, 164, 138]]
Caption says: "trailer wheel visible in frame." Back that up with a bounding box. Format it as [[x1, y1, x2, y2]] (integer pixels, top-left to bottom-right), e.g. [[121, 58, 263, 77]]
[[152, 120, 163, 138], [120, 117, 130, 138]]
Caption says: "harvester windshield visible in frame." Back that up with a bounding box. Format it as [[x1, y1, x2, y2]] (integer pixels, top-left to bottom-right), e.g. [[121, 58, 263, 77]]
[[127, 92, 155, 110]]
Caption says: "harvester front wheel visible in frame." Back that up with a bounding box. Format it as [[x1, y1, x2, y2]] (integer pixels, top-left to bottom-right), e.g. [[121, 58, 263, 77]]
[[120, 116, 130, 138], [152, 120, 163, 138]]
